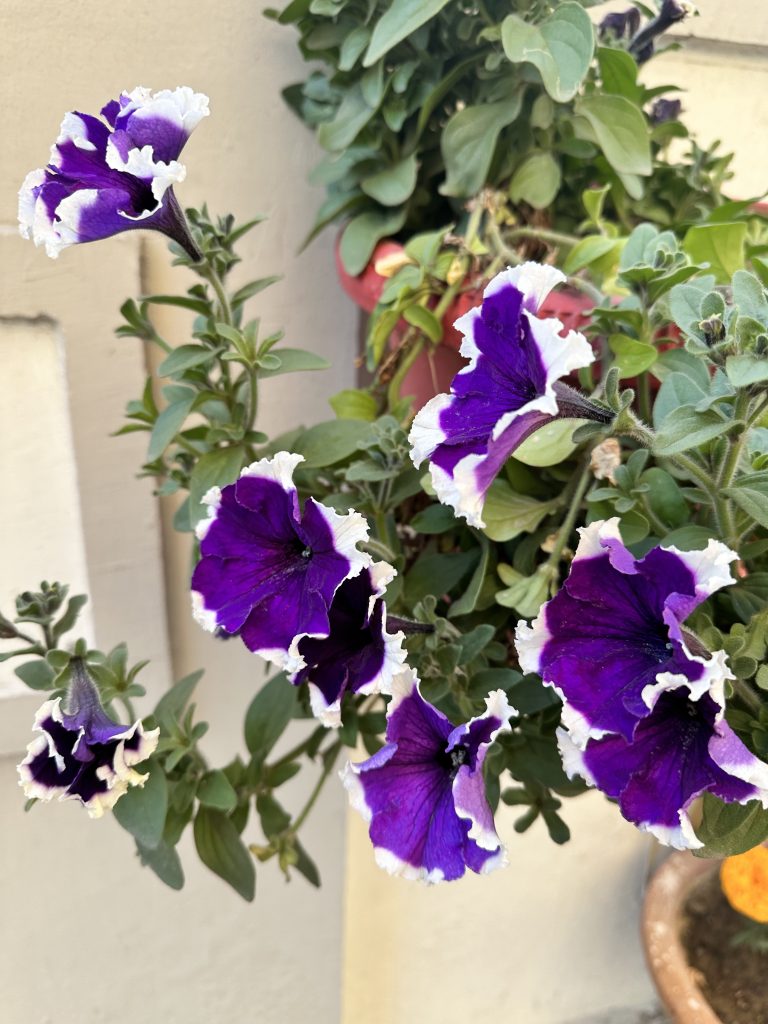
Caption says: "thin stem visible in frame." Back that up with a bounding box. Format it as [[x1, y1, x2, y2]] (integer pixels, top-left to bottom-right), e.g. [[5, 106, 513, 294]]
[[203, 266, 234, 326], [732, 678, 763, 718], [269, 728, 325, 773], [245, 366, 259, 432], [715, 391, 753, 544], [543, 455, 594, 574], [507, 226, 579, 248], [638, 372, 652, 425], [120, 694, 137, 721], [291, 741, 342, 834]]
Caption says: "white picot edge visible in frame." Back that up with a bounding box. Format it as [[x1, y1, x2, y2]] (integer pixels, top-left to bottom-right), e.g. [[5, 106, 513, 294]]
[[708, 704, 768, 807], [18, 167, 46, 242], [18, 168, 80, 259], [53, 111, 99, 157], [105, 139, 186, 206], [17, 700, 159, 819], [452, 689, 516, 855], [663, 538, 738, 603], [407, 267, 593, 530], [556, 726, 597, 788], [638, 809, 704, 852], [305, 561, 407, 728], [120, 86, 210, 140]]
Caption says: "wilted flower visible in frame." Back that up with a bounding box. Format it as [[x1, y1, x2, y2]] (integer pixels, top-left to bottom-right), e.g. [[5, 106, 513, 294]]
[[191, 452, 371, 675], [516, 518, 737, 743], [343, 670, 515, 882], [649, 98, 682, 124], [599, 8, 641, 41], [19, 86, 208, 259], [292, 562, 407, 727], [409, 263, 602, 528], [558, 686, 768, 849], [17, 660, 158, 818]]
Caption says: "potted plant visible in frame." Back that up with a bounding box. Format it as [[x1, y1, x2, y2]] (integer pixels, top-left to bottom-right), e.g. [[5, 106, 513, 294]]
[[272, 0, 748, 404]]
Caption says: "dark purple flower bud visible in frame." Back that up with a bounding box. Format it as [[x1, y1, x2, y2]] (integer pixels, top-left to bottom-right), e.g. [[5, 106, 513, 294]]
[[19, 87, 208, 260], [599, 7, 641, 40], [17, 660, 158, 817], [292, 563, 407, 727], [191, 452, 372, 678], [649, 97, 683, 124], [409, 263, 602, 528], [343, 671, 514, 882]]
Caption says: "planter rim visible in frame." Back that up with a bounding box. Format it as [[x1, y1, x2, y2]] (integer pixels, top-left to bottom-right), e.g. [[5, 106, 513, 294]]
[[642, 851, 722, 1024]]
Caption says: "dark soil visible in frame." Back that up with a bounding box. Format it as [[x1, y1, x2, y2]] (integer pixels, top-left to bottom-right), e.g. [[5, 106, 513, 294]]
[[681, 870, 768, 1024]]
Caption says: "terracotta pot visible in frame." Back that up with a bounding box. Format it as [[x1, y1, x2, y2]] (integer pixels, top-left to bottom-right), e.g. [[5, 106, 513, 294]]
[[642, 851, 722, 1024]]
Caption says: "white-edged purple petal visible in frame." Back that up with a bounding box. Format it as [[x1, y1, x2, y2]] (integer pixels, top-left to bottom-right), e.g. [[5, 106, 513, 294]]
[[515, 519, 737, 743], [409, 263, 594, 528], [342, 670, 515, 882], [18, 87, 207, 259], [293, 561, 407, 727], [191, 452, 372, 675], [17, 672, 159, 820], [558, 687, 768, 850]]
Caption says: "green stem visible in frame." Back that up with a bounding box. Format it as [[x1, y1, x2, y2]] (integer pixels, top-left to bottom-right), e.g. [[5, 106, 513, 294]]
[[638, 372, 652, 425], [715, 391, 753, 544], [203, 266, 234, 326], [543, 455, 594, 574], [120, 694, 137, 721], [291, 741, 342, 834], [269, 728, 325, 773], [245, 366, 259, 432], [507, 226, 579, 248], [733, 678, 763, 718]]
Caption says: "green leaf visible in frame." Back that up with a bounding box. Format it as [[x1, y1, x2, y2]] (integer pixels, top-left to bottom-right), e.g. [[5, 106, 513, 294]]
[[147, 388, 196, 461], [597, 46, 641, 101], [329, 389, 378, 421], [113, 761, 168, 849], [563, 236, 619, 275], [502, 4, 594, 103], [403, 304, 442, 342], [609, 334, 657, 378], [158, 345, 220, 378], [726, 355, 768, 388], [293, 839, 321, 887], [495, 566, 551, 618], [197, 770, 238, 813], [653, 372, 708, 428], [188, 447, 245, 528], [575, 95, 651, 176], [640, 468, 688, 529], [404, 549, 478, 604], [136, 839, 185, 890], [683, 223, 747, 283], [52, 593, 88, 642], [256, 792, 292, 837], [193, 807, 255, 901], [14, 659, 55, 690], [339, 208, 407, 275], [258, 348, 331, 379], [654, 406, 734, 456], [143, 294, 211, 316], [294, 418, 370, 467], [363, 0, 451, 66], [361, 154, 418, 207], [482, 481, 558, 542], [410, 504, 457, 534], [449, 536, 490, 618], [339, 26, 370, 71], [440, 97, 523, 199], [732, 270, 768, 320], [723, 471, 768, 529], [514, 419, 580, 467], [153, 670, 204, 731], [509, 152, 561, 210], [317, 85, 377, 151], [694, 793, 768, 857], [244, 674, 298, 760], [230, 276, 281, 307]]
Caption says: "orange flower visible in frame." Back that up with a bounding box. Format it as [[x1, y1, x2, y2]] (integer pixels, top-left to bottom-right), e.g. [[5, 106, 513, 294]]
[[721, 845, 768, 923]]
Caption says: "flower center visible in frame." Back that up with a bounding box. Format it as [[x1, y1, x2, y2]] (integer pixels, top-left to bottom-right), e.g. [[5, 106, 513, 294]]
[[439, 743, 469, 780]]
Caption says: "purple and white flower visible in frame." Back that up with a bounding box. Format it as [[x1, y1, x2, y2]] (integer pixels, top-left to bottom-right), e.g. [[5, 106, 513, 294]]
[[515, 519, 737, 744], [191, 452, 372, 675], [343, 670, 515, 882], [558, 686, 768, 849], [292, 562, 407, 727], [19, 86, 208, 259], [409, 263, 598, 528], [17, 660, 159, 818]]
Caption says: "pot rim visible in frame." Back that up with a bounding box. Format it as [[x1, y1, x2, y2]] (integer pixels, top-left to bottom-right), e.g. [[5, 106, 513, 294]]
[[641, 850, 722, 1024]]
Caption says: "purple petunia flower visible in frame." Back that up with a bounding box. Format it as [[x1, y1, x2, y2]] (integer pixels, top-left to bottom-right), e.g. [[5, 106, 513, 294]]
[[191, 452, 372, 675], [17, 660, 158, 818], [19, 86, 208, 259], [515, 518, 738, 745], [292, 562, 407, 727], [343, 670, 515, 882], [408, 263, 598, 529], [558, 686, 768, 849], [649, 97, 682, 125]]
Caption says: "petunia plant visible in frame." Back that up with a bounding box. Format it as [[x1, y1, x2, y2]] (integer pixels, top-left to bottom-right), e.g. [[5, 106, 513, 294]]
[[8, 74, 768, 904]]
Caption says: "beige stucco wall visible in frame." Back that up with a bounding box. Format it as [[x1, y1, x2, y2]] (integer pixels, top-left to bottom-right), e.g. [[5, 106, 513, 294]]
[[0, 3, 356, 1022]]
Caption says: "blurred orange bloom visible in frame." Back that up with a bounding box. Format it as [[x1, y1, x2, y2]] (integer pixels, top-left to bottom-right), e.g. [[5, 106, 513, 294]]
[[721, 845, 768, 923]]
